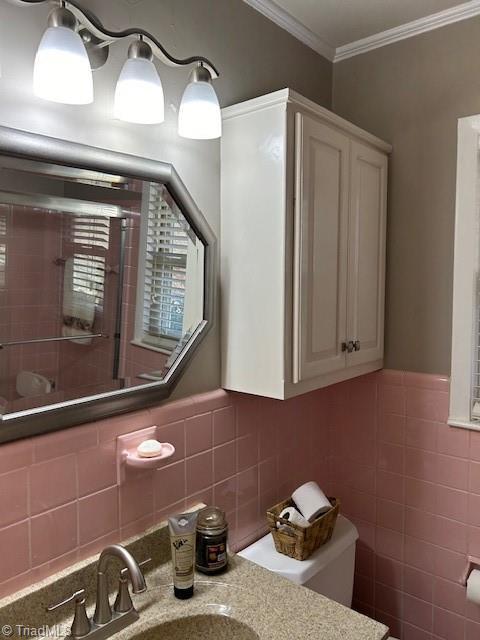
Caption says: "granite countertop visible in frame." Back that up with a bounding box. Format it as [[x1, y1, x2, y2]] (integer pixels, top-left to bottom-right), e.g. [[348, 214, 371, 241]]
[[0, 510, 389, 640], [111, 554, 389, 640]]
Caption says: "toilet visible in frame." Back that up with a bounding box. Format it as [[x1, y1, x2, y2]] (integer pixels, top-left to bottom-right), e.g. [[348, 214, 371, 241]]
[[16, 370, 52, 397], [238, 514, 358, 607], [239, 518, 398, 639]]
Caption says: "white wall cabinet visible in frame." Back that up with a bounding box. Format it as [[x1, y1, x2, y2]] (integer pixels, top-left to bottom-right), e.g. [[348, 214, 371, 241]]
[[221, 89, 390, 399]]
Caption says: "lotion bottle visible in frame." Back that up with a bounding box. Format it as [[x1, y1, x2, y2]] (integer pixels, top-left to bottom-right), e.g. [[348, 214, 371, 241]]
[[168, 512, 198, 599]]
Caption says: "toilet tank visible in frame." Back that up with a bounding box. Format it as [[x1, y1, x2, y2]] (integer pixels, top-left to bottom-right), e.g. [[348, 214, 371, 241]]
[[237, 515, 358, 607]]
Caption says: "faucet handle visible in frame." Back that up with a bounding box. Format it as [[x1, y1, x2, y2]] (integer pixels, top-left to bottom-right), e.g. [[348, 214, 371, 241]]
[[114, 559, 151, 614], [121, 557, 152, 577], [138, 557, 152, 569], [47, 588, 87, 612], [119, 557, 151, 581], [47, 589, 91, 639]]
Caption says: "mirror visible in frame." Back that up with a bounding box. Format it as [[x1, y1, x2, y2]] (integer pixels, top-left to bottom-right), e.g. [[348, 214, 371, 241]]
[[0, 127, 215, 443]]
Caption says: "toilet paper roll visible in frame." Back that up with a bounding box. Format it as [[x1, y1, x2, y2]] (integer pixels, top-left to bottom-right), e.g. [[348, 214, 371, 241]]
[[467, 569, 480, 605], [291, 481, 332, 522], [277, 507, 310, 530]]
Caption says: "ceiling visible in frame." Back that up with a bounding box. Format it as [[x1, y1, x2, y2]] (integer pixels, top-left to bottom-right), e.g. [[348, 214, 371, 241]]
[[273, 0, 466, 47], [244, 0, 480, 60]]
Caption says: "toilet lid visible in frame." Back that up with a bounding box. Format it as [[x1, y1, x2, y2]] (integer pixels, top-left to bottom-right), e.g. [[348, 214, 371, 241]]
[[237, 515, 358, 585]]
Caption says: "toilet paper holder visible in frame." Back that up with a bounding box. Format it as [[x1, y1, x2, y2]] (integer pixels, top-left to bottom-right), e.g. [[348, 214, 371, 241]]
[[461, 556, 480, 586]]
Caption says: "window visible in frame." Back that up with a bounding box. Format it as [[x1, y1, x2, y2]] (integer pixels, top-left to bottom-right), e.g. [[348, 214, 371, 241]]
[[64, 216, 110, 308], [450, 115, 480, 430], [136, 184, 190, 351], [72, 253, 106, 306], [0, 208, 6, 290]]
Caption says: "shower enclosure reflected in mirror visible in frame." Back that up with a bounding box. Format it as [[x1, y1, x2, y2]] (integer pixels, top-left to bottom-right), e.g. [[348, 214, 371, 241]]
[[0, 127, 215, 443]]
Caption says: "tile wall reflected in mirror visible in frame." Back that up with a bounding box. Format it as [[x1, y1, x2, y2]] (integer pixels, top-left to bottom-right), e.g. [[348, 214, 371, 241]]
[[0, 158, 205, 415]]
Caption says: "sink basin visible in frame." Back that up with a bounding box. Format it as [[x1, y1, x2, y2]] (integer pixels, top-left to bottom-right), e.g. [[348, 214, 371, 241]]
[[133, 614, 260, 640]]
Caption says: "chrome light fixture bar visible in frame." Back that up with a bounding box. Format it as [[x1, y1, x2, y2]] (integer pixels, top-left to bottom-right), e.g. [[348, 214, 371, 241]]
[[19, 0, 221, 139]]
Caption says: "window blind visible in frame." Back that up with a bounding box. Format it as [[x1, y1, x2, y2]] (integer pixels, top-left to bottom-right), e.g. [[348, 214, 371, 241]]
[[0, 244, 5, 289], [68, 217, 110, 250], [64, 216, 110, 307], [142, 185, 188, 344], [72, 254, 106, 306], [0, 212, 6, 290]]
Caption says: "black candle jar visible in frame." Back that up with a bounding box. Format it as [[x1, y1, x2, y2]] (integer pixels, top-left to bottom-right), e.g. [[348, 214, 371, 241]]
[[196, 506, 228, 574]]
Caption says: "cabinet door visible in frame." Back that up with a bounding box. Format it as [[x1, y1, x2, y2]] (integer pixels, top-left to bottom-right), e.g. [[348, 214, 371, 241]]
[[293, 113, 349, 382], [346, 141, 387, 367]]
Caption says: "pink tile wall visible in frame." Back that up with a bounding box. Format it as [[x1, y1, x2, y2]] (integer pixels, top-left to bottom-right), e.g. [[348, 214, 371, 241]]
[[0, 386, 328, 600], [0, 204, 62, 405], [334, 371, 480, 640], [1, 369, 479, 640], [0, 202, 126, 412]]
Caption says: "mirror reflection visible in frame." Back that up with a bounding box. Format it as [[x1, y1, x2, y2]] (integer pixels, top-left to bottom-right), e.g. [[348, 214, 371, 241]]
[[0, 158, 205, 415]]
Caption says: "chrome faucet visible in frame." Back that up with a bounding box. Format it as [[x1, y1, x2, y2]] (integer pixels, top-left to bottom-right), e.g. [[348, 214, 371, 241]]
[[47, 545, 149, 640]]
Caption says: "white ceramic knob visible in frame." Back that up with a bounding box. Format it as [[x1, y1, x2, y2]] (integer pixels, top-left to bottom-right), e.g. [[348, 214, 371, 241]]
[[137, 439, 164, 458]]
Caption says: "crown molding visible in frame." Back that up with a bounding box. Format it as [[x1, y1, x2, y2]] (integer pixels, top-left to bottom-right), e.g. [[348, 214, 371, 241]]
[[242, 0, 335, 61], [334, 0, 480, 62], [244, 0, 480, 64]]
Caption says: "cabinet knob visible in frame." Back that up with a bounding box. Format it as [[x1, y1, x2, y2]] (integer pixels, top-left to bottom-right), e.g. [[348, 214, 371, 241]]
[[353, 340, 361, 351]]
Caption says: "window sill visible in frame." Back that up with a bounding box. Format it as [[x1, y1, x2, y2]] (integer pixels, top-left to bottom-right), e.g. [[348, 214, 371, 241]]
[[130, 339, 173, 356], [448, 416, 480, 431]]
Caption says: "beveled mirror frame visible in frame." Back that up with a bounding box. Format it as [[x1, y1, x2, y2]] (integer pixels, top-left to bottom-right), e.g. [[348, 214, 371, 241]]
[[0, 125, 216, 444]]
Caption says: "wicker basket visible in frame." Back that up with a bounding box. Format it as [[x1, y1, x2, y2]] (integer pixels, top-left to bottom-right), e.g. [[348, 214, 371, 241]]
[[266, 497, 339, 561]]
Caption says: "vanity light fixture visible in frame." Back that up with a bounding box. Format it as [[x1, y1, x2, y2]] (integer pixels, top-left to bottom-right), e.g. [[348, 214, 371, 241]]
[[178, 64, 222, 140], [33, 4, 93, 104], [21, 0, 221, 138], [114, 39, 164, 125]]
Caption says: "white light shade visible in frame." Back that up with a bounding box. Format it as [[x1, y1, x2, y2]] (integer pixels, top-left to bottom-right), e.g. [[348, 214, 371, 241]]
[[114, 58, 164, 124], [178, 81, 221, 140], [33, 26, 93, 105]]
